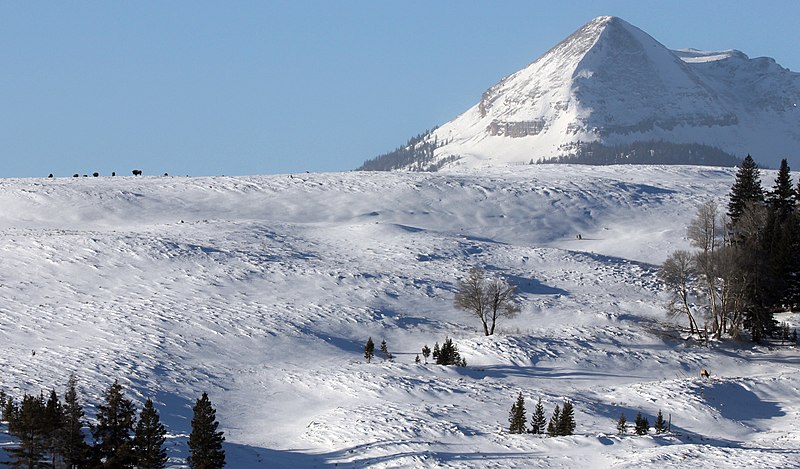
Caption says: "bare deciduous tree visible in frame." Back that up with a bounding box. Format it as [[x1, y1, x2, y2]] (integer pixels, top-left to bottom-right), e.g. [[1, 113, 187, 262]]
[[454, 267, 520, 336], [658, 250, 700, 334], [688, 201, 725, 336], [687, 200, 721, 254]]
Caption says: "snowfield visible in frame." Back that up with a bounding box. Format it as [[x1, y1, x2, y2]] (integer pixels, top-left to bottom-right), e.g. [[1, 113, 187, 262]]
[[0, 165, 798, 467]]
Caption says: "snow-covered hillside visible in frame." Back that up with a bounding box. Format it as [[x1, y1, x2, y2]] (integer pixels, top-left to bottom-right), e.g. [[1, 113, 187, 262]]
[[0, 166, 798, 467], [364, 16, 800, 171]]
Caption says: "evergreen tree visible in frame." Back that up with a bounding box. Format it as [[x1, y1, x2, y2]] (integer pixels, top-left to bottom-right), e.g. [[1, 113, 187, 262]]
[[91, 379, 137, 467], [768, 159, 795, 220], [616, 413, 627, 435], [43, 389, 63, 467], [132, 398, 168, 469], [634, 412, 650, 435], [414, 354, 420, 364], [379, 339, 391, 360], [364, 337, 375, 363], [557, 400, 576, 436], [3, 396, 16, 422], [547, 405, 561, 436], [507, 392, 527, 434], [727, 154, 764, 225], [421, 345, 431, 364], [654, 410, 667, 434], [432, 342, 440, 361], [7, 393, 47, 469], [188, 392, 225, 469], [60, 374, 88, 469], [530, 398, 546, 435], [435, 338, 462, 366]]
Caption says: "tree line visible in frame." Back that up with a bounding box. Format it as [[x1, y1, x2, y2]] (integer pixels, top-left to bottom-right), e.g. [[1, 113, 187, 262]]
[[539, 140, 741, 167], [0, 376, 225, 468], [659, 155, 800, 342]]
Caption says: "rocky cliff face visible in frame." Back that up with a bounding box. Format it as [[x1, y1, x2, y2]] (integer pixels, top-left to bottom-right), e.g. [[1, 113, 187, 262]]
[[361, 16, 800, 171]]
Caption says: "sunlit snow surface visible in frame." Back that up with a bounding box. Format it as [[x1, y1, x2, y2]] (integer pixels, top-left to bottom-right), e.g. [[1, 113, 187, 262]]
[[0, 166, 798, 467]]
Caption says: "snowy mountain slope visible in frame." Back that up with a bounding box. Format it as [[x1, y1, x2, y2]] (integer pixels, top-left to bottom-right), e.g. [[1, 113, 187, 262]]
[[0, 167, 798, 467], [364, 16, 800, 171]]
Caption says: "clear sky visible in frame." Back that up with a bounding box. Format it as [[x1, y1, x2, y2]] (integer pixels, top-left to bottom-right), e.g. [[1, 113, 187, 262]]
[[1, 1, 798, 178]]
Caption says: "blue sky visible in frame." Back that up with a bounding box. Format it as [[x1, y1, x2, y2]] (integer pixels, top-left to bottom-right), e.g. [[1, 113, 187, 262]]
[[1, 1, 798, 178]]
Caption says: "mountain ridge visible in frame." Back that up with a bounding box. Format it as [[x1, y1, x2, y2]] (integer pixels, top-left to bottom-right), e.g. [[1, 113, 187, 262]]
[[360, 16, 799, 171]]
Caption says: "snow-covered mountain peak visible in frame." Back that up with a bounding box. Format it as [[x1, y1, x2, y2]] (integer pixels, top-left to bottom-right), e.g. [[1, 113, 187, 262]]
[[361, 16, 800, 171]]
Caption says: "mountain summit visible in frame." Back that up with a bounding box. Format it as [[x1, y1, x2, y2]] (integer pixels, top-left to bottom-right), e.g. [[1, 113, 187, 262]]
[[361, 16, 800, 170]]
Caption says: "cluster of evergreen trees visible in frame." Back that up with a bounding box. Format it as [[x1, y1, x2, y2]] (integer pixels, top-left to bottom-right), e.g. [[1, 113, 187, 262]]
[[659, 156, 800, 342], [358, 129, 459, 172], [1, 376, 225, 468], [616, 410, 668, 435], [538, 140, 742, 167], [422, 338, 466, 367], [363, 337, 395, 363], [508, 393, 575, 437], [364, 337, 467, 367]]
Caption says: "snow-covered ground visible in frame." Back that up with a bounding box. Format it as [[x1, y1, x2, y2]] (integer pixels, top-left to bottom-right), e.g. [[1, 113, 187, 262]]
[[0, 165, 798, 467]]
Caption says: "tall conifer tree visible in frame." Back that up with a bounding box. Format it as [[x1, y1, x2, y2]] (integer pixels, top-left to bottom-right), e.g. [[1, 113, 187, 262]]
[[547, 405, 561, 436], [7, 393, 47, 469], [768, 158, 795, 219], [43, 389, 63, 467], [133, 398, 168, 469], [188, 392, 225, 469], [557, 400, 576, 436], [507, 392, 526, 434], [91, 380, 136, 467], [530, 398, 546, 435], [60, 374, 88, 468], [727, 154, 764, 225]]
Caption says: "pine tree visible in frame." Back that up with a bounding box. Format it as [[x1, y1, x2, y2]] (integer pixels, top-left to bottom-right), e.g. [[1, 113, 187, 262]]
[[133, 398, 168, 469], [421, 345, 431, 364], [60, 374, 88, 469], [530, 398, 546, 435], [727, 154, 764, 225], [188, 392, 225, 469], [432, 342, 440, 361], [7, 393, 47, 469], [91, 379, 137, 467], [43, 388, 63, 467], [364, 337, 375, 363], [768, 158, 795, 220], [557, 400, 576, 436], [654, 410, 667, 434], [3, 395, 15, 422], [435, 338, 462, 365], [634, 412, 650, 435], [414, 354, 420, 364], [616, 413, 627, 435], [507, 392, 527, 434], [547, 405, 561, 436], [379, 339, 391, 360]]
